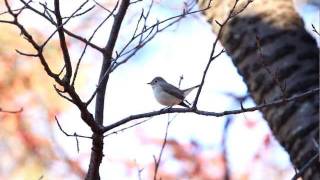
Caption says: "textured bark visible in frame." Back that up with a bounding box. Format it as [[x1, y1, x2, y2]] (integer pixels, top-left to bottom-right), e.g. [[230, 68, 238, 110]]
[[85, 134, 104, 180], [198, 0, 319, 179], [86, 0, 130, 179]]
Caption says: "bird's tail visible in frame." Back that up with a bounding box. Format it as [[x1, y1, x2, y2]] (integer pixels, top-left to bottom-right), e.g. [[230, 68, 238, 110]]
[[182, 85, 200, 97]]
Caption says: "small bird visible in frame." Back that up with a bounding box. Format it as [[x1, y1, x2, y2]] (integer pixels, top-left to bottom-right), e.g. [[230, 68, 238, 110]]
[[148, 77, 200, 108]]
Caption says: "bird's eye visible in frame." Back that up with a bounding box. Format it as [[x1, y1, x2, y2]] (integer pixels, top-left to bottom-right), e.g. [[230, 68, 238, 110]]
[[154, 80, 157, 83]]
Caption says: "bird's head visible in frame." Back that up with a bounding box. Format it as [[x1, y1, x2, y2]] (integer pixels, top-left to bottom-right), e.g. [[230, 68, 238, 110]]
[[147, 76, 166, 86]]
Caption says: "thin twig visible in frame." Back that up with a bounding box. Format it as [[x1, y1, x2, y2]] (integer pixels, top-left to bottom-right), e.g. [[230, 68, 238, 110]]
[[58, 65, 66, 76], [311, 24, 320, 36], [178, 75, 184, 88], [137, 168, 144, 180], [0, 3, 30, 16], [72, 1, 119, 87], [15, 49, 38, 57], [222, 117, 232, 180], [130, 0, 143, 5], [93, 0, 117, 16], [18, 0, 104, 52], [104, 117, 153, 137], [291, 152, 320, 180], [74, 133, 80, 153], [0, 107, 23, 113], [55, 116, 92, 139], [4, 0, 62, 84], [86, 0, 210, 105], [41, 0, 93, 49], [154, 119, 171, 180], [115, 0, 211, 64], [53, 85, 74, 103], [62, 5, 95, 19]]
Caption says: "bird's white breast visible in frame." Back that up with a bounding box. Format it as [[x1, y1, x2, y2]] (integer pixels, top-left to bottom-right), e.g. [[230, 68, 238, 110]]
[[152, 86, 182, 106]]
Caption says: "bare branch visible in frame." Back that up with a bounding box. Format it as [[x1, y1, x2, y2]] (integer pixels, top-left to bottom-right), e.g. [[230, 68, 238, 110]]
[[75, 133, 80, 153], [291, 152, 319, 180], [311, 24, 320, 36], [55, 116, 92, 139], [58, 65, 66, 76], [0, 107, 23, 113], [39, 2, 55, 22], [104, 117, 154, 137], [93, 0, 117, 16], [54, 0, 73, 83], [154, 120, 171, 180], [0, 0, 32, 16], [93, 0, 130, 124], [18, 0, 104, 52], [18, 0, 56, 23], [64, 30, 104, 52], [130, 0, 143, 5], [41, 0, 95, 49], [0, 20, 14, 24], [102, 87, 319, 133], [230, 0, 253, 18], [221, 117, 232, 180], [178, 75, 184, 88], [72, 1, 119, 87], [111, 0, 210, 72], [4, 0, 61, 84], [85, 1, 210, 106], [38, 1, 95, 20], [86, 1, 131, 179], [63, 5, 95, 19], [53, 85, 74, 103], [15, 49, 38, 57]]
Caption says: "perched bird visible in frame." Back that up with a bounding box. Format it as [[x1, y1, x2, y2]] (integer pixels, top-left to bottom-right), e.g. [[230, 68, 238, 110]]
[[148, 77, 199, 108]]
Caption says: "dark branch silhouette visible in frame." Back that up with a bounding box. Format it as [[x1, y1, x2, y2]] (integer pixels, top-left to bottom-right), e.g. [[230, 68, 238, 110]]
[[102, 87, 319, 133]]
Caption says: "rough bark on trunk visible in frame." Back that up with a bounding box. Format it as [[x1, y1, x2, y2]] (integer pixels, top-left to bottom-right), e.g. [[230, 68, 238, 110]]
[[198, 0, 319, 179]]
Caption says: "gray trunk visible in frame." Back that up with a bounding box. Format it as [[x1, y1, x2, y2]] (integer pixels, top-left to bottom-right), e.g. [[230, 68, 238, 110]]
[[198, 0, 319, 179]]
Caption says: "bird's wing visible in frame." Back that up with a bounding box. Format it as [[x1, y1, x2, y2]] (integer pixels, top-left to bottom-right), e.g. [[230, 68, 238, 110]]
[[182, 85, 200, 97], [160, 83, 185, 100]]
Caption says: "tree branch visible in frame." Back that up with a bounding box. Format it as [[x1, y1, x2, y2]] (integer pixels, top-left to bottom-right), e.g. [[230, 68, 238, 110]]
[[55, 116, 92, 139], [102, 87, 319, 133], [18, 0, 104, 52], [86, 1, 130, 179], [291, 152, 320, 180], [222, 117, 232, 180], [54, 0, 72, 84], [0, 107, 23, 113], [72, 1, 119, 87], [94, 0, 130, 125], [86, 0, 212, 106], [153, 120, 171, 180], [4, 0, 62, 84], [104, 117, 153, 137]]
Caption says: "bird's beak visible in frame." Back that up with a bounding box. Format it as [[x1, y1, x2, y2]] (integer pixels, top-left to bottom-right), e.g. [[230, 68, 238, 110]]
[[147, 82, 151, 85]]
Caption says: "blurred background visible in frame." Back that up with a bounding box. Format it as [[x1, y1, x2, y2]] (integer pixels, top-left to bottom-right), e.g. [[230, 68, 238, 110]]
[[0, 0, 318, 179]]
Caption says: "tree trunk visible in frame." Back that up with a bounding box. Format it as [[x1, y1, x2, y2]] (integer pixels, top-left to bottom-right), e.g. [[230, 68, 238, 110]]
[[198, 0, 319, 179]]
